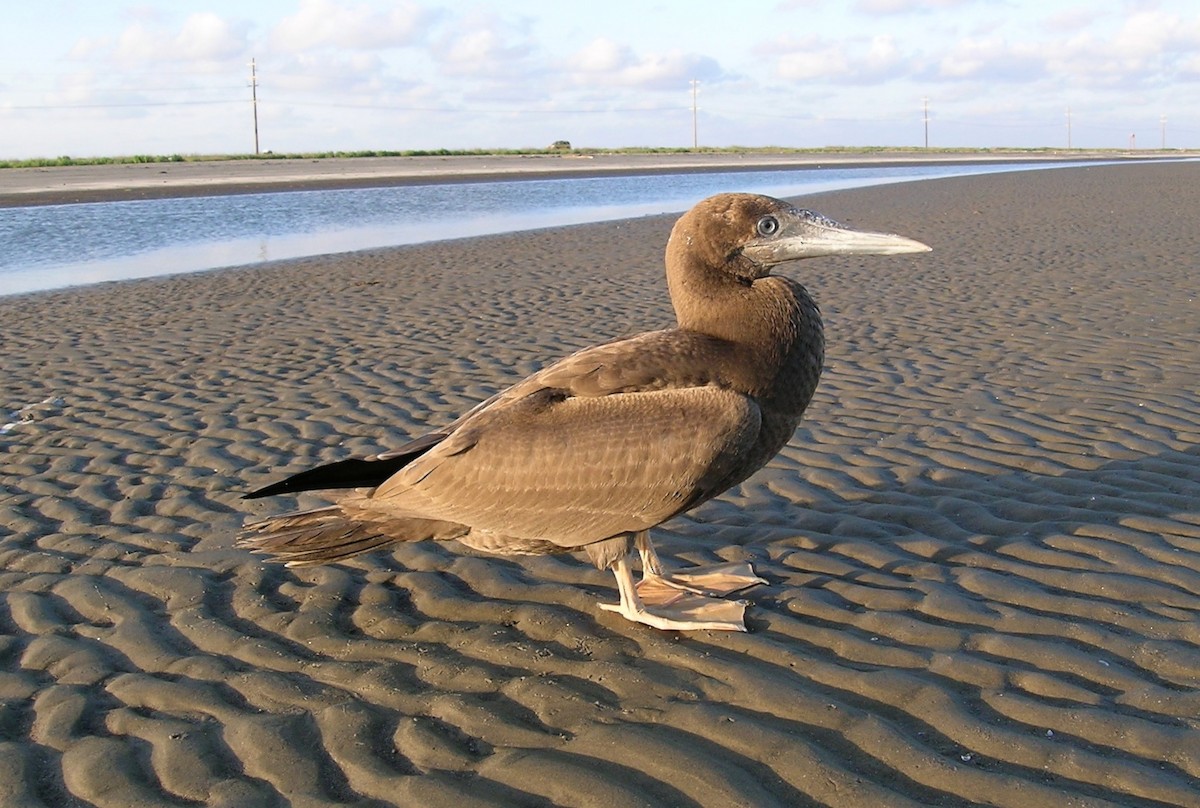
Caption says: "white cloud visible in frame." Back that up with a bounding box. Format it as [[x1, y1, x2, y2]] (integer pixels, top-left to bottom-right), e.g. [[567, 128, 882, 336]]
[[420, 9, 541, 82], [434, 27, 532, 77], [865, 34, 899, 64], [856, 0, 971, 14], [272, 0, 434, 51], [564, 37, 722, 90], [1110, 9, 1200, 61], [1042, 5, 1100, 34], [66, 12, 247, 66], [776, 43, 850, 81], [569, 38, 632, 73], [937, 36, 1044, 81], [67, 35, 112, 61], [769, 5, 1200, 92], [772, 34, 905, 83], [623, 51, 723, 89], [1045, 9, 1200, 87], [113, 12, 248, 63], [270, 52, 391, 95]]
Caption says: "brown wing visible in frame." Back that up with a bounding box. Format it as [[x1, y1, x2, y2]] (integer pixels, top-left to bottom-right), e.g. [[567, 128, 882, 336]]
[[369, 384, 761, 548], [382, 328, 735, 451]]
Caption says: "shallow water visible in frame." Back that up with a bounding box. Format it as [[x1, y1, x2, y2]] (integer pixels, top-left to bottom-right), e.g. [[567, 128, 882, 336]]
[[0, 161, 1114, 296]]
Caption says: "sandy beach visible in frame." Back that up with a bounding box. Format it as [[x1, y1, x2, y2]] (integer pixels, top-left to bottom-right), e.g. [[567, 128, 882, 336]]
[[2, 161, 1198, 806], [0, 150, 1162, 207]]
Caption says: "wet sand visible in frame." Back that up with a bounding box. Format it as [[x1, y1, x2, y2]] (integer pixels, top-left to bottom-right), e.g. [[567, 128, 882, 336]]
[[1, 162, 1198, 806]]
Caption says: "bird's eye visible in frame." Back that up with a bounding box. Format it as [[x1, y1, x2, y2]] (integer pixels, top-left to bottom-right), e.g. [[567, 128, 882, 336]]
[[756, 216, 779, 237]]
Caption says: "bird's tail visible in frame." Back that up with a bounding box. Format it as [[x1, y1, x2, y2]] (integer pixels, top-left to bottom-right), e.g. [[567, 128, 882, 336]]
[[238, 503, 467, 567]]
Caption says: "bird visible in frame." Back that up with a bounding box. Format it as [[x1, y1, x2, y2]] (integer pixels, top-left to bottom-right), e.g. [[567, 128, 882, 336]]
[[239, 192, 930, 632]]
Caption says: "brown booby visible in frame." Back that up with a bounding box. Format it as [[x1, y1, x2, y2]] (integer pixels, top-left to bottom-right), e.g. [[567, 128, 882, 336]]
[[239, 193, 930, 631]]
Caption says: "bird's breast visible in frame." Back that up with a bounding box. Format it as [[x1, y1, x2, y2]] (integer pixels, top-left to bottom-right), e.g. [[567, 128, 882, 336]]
[[738, 278, 824, 421]]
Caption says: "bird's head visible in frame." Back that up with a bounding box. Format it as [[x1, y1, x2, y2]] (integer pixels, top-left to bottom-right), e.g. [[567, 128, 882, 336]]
[[667, 192, 931, 285]]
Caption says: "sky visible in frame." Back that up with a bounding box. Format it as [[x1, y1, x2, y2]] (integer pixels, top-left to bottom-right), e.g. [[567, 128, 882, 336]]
[[2, 0, 1198, 158]]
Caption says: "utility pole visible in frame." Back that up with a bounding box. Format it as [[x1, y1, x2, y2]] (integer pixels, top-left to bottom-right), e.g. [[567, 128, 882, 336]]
[[1161, 114, 1166, 149], [1066, 106, 1071, 149], [249, 58, 260, 155], [690, 79, 699, 149], [922, 97, 929, 148]]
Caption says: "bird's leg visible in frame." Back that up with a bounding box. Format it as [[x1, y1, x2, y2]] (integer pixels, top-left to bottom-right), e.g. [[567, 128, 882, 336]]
[[635, 530, 666, 578], [598, 554, 748, 632], [634, 530, 766, 598]]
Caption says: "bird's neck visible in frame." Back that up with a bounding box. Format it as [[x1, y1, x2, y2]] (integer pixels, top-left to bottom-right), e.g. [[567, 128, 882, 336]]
[[670, 268, 824, 416]]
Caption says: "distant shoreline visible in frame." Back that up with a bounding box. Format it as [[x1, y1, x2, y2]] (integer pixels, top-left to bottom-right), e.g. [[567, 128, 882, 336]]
[[0, 149, 1180, 207]]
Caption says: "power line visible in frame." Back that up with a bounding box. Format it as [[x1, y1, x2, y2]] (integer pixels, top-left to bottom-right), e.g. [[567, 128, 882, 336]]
[[6, 99, 240, 110], [271, 99, 689, 114], [5, 97, 688, 115], [4, 85, 244, 97]]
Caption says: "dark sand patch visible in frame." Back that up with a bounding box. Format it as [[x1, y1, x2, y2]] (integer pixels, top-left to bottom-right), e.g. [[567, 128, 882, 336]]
[[2, 162, 1198, 806]]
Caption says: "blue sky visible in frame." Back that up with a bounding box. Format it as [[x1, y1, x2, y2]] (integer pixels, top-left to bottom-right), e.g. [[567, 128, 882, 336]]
[[2, 0, 1198, 158]]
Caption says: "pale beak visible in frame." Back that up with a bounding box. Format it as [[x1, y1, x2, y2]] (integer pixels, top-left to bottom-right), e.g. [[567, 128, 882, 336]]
[[742, 208, 931, 266]]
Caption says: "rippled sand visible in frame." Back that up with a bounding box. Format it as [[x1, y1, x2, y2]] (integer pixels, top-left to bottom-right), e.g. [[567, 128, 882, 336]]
[[2, 163, 1198, 807]]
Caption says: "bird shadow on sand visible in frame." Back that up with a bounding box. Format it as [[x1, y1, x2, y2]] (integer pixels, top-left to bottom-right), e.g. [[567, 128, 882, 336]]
[[678, 441, 1199, 638], [625, 443, 1200, 806]]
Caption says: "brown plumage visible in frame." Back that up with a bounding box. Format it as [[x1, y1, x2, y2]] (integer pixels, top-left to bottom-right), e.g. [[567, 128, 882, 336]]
[[239, 193, 930, 631]]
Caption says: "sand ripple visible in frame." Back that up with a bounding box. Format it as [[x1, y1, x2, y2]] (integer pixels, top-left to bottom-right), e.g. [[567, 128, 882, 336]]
[[2, 163, 1198, 806]]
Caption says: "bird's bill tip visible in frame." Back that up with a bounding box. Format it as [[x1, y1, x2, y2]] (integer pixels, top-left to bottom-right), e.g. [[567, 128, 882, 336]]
[[843, 231, 933, 255]]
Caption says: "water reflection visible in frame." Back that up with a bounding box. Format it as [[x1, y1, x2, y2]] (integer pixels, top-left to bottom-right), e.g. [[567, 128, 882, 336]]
[[0, 161, 1106, 296]]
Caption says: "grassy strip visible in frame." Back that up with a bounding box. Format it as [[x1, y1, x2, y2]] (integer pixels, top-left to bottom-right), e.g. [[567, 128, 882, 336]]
[[2, 144, 1169, 170]]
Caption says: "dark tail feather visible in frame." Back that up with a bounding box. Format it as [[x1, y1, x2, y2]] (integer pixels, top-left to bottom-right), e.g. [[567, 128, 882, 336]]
[[238, 505, 467, 567], [243, 432, 447, 500], [243, 456, 412, 499]]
